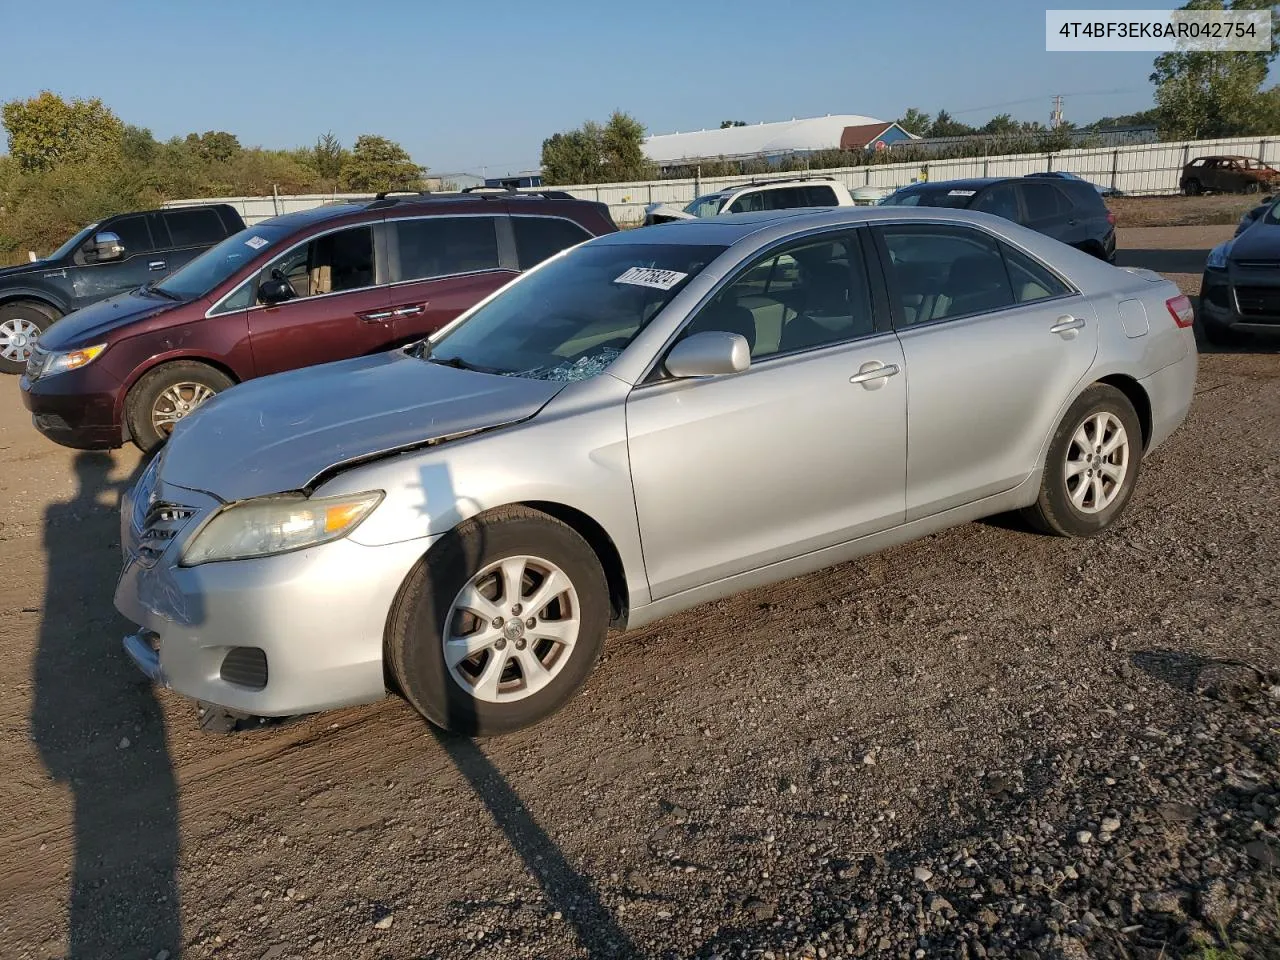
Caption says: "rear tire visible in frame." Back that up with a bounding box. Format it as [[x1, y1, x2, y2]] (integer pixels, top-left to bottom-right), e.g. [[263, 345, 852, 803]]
[[125, 360, 234, 453], [1022, 384, 1143, 538], [387, 506, 609, 736], [1183, 179, 1202, 197], [0, 300, 59, 374]]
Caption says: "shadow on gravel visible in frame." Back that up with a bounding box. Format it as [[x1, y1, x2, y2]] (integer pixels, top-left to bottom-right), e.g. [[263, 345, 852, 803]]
[[416, 460, 638, 959], [1132, 648, 1211, 693], [29, 452, 180, 959]]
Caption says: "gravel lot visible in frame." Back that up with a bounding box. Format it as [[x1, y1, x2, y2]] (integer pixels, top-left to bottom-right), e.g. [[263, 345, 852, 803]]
[[0, 224, 1276, 960]]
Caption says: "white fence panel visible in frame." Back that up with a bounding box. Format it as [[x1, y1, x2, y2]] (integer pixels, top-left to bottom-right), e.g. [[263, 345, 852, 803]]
[[165, 134, 1280, 227]]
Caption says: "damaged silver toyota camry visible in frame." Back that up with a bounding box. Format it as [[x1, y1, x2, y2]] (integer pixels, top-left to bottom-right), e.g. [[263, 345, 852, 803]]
[[116, 207, 1197, 735]]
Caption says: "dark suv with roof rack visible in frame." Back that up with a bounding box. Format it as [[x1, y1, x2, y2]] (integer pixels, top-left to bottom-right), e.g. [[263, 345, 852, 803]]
[[882, 176, 1116, 262], [20, 190, 616, 451]]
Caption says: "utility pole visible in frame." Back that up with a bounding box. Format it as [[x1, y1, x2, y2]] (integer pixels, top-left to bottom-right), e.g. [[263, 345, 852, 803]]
[[1050, 95, 1065, 129]]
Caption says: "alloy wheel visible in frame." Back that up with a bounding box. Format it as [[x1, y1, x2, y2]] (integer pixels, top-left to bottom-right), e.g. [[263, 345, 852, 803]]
[[1064, 411, 1129, 514], [443, 554, 581, 703], [0, 318, 40, 364], [151, 382, 218, 435]]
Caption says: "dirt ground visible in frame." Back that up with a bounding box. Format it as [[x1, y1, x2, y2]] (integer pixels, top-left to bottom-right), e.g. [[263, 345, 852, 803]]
[[0, 223, 1277, 960]]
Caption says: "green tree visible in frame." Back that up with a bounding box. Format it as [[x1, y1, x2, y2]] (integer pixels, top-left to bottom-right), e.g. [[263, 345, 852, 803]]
[[184, 130, 241, 163], [308, 131, 347, 191], [981, 113, 1021, 135], [121, 125, 159, 164], [1, 91, 125, 172], [927, 110, 976, 138], [895, 108, 932, 135], [1150, 0, 1279, 138], [540, 112, 651, 185], [339, 134, 423, 191]]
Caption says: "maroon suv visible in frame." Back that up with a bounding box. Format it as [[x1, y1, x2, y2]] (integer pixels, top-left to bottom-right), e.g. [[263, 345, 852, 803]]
[[20, 191, 617, 451]]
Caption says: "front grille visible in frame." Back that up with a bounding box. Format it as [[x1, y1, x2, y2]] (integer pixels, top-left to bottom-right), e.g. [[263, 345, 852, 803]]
[[137, 501, 197, 565], [1234, 286, 1280, 318], [220, 647, 268, 689]]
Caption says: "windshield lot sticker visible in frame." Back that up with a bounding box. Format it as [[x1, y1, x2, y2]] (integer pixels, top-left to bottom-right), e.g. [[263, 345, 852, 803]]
[[614, 267, 688, 290], [244, 236, 269, 250], [947, 189, 977, 196]]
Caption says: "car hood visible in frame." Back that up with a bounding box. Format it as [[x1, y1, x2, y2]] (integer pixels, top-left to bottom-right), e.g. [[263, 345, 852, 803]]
[[643, 202, 696, 223], [160, 350, 568, 502], [40, 288, 180, 350], [1229, 220, 1280, 260], [0, 261, 46, 281]]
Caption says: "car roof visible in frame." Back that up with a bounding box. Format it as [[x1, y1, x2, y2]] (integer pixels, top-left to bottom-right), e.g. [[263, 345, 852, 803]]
[[255, 193, 602, 233], [595, 205, 1030, 247]]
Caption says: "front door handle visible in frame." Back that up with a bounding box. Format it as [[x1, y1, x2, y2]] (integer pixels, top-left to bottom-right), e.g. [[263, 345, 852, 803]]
[[1050, 315, 1086, 338], [148, 260, 167, 271], [391, 303, 426, 317], [358, 309, 393, 322], [849, 361, 901, 389]]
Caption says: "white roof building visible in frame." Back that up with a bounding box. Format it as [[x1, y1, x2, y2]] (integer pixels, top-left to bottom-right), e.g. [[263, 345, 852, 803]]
[[643, 114, 886, 165]]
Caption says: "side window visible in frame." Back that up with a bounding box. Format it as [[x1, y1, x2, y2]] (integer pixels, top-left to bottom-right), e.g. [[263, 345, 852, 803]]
[[163, 209, 227, 247], [804, 185, 839, 206], [1001, 242, 1071, 304], [679, 234, 874, 360], [1019, 183, 1066, 222], [102, 215, 153, 257], [513, 217, 592, 269], [971, 185, 1019, 222], [881, 225, 1015, 325], [259, 226, 375, 302], [762, 187, 807, 209], [394, 217, 500, 281], [726, 191, 767, 214]]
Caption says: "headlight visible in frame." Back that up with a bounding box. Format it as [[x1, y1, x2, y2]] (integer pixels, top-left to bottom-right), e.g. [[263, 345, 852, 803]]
[[40, 343, 106, 377], [1206, 241, 1233, 270], [181, 491, 383, 565]]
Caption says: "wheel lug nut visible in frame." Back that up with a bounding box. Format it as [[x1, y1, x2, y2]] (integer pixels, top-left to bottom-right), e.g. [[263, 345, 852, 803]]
[[511, 603, 523, 616], [515, 638, 526, 650], [526, 617, 536, 628], [491, 616, 504, 628], [494, 638, 506, 650]]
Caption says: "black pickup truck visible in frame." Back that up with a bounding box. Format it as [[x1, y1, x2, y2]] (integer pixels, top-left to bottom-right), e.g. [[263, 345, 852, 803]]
[[0, 203, 246, 373]]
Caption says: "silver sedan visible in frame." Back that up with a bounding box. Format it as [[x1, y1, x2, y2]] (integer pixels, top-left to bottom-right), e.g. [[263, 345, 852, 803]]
[[116, 207, 1198, 735]]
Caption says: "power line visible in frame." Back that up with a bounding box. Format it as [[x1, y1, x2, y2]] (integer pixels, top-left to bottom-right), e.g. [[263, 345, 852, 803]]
[[949, 87, 1145, 116]]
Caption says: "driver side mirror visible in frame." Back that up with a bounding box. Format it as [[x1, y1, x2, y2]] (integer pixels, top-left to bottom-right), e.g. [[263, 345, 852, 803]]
[[664, 330, 751, 378], [92, 231, 124, 262], [258, 276, 296, 306]]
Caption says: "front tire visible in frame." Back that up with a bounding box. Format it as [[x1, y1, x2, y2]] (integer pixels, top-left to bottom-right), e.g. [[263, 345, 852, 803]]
[[0, 300, 59, 374], [1023, 384, 1142, 538], [387, 506, 610, 736], [1183, 179, 1202, 196], [125, 361, 234, 453]]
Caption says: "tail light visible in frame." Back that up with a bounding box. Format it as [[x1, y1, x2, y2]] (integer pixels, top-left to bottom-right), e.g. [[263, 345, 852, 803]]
[[1106, 209, 1116, 226], [1166, 294, 1194, 328]]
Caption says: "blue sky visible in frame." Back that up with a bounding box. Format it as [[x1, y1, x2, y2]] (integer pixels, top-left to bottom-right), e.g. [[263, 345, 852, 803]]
[[1, 0, 1192, 177]]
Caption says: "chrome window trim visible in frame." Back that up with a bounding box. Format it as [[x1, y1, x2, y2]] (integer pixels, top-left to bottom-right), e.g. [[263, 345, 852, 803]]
[[203, 221, 381, 320]]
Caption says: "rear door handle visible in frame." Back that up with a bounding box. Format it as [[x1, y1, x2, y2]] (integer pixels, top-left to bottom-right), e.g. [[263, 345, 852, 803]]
[[849, 361, 900, 388], [358, 310, 393, 322], [148, 260, 167, 271], [1050, 316, 1086, 337]]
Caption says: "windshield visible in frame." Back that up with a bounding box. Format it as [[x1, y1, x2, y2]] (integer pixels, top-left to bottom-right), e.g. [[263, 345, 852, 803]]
[[154, 225, 289, 300], [1264, 199, 1280, 225], [45, 223, 99, 262], [879, 186, 977, 209], [683, 194, 727, 218], [426, 242, 727, 381]]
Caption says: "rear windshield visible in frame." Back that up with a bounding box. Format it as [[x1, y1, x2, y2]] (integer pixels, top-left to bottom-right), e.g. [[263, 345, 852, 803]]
[[879, 186, 977, 209]]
